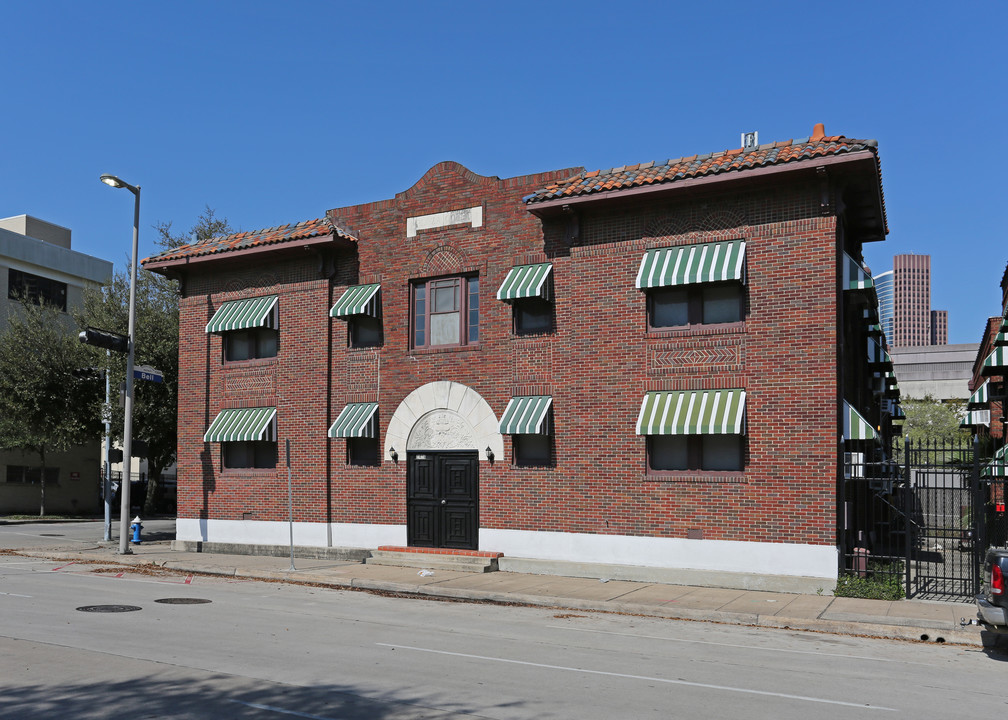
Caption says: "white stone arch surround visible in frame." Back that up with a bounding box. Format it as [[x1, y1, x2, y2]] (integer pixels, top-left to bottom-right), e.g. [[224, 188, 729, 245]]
[[386, 381, 502, 461]]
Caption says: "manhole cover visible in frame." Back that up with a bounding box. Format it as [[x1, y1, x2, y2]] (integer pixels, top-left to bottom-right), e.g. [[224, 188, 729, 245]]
[[39, 533, 64, 537], [77, 605, 142, 613], [154, 598, 212, 605]]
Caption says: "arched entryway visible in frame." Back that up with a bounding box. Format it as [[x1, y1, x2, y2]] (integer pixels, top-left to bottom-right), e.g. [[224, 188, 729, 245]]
[[386, 381, 502, 550]]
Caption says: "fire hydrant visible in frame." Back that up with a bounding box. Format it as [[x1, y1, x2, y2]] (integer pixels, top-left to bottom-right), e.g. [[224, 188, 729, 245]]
[[130, 516, 143, 544]]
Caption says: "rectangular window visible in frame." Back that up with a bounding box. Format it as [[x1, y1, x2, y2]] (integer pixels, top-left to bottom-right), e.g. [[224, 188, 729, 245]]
[[223, 441, 277, 469], [647, 435, 742, 472], [514, 298, 554, 335], [347, 437, 380, 466], [648, 283, 743, 329], [224, 328, 279, 362], [5, 465, 60, 484], [412, 275, 479, 349], [349, 316, 383, 348], [8, 269, 68, 311], [514, 434, 553, 467]]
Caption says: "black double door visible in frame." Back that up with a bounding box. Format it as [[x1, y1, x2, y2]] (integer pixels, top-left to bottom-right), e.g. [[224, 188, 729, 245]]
[[406, 451, 478, 550]]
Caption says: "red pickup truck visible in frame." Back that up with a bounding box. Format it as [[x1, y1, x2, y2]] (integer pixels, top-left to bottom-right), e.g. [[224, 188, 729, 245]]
[[977, 547, 1008, 649]]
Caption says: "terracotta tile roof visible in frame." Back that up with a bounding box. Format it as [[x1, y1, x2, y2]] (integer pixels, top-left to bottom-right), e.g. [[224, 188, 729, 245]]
[[523, 133, 881, 205], [142, 217, 355, 265]]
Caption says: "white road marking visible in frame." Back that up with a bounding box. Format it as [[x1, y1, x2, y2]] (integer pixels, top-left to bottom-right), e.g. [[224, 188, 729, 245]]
[[0, 591, 33, 598], [227, 699, 340, 719], [547, 624, 932, 665], [376, 643, 898, 712]]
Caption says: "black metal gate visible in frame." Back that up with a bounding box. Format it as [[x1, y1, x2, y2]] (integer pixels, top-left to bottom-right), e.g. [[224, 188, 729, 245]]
[[902, 440, 980, 600], [839, 439, 989, 601]]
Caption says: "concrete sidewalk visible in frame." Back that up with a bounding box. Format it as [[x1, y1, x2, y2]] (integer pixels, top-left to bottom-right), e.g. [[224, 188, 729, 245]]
[[9, 538, 985, 648]]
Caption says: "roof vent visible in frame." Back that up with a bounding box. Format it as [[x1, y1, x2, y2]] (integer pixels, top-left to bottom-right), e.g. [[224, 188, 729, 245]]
[[741, 131, 759, 150], [811, 123, 825, 141]]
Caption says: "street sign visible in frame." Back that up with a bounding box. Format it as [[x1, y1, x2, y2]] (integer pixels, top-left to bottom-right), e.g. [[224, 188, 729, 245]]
[[133, 365, 163, 383]]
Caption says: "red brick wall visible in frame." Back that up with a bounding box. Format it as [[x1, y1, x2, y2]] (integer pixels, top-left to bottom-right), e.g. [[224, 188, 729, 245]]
[[176, 161, 841, 547]]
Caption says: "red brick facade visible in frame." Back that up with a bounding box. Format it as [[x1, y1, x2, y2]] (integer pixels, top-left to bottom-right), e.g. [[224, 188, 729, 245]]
[[148, 133, 888, 584]]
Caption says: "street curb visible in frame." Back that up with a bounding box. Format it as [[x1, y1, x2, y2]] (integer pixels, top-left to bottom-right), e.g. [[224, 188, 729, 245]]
[[7, 548, 982, 647]]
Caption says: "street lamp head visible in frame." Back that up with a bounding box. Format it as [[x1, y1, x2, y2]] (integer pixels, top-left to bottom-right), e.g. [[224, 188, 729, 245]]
[[100, 173, 139, 195]]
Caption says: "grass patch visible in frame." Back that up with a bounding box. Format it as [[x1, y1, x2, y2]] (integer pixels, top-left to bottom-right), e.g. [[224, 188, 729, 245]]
[[834, 560, 905, 601]]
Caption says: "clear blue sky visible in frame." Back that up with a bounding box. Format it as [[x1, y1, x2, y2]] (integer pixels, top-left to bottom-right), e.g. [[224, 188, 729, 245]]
[[2, 1, 1004, 344]]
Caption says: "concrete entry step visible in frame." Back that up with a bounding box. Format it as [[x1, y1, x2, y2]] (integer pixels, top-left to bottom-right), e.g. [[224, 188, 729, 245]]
[[367, 546, 502, 573]]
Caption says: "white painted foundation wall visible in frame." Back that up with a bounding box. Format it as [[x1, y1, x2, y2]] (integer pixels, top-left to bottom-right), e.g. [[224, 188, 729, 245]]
[[176, 518, 838, 582]]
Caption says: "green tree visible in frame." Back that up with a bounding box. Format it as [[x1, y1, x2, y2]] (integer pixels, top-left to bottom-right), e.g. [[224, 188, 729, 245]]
[[900, 394, 971, 445], [77, 207, 232, 515], [0, 299, 102, 516]]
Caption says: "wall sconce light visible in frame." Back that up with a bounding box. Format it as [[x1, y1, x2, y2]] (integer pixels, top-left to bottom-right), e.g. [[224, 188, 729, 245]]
[[486, 446, 494, 463], [389, 446, 398, 463]]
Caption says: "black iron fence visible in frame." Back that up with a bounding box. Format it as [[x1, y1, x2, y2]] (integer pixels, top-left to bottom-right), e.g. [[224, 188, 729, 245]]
[[839, 438, 1005, 601]]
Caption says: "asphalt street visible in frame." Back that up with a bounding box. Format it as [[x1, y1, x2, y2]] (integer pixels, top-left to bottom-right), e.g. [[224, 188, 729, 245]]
[[0, 518, 176, 551], [1, 548, 1006, 720]]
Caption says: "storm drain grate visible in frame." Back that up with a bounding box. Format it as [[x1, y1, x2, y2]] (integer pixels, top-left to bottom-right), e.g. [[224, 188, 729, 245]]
[[155, 598, 212, 605], [77, 605, 142, 613], [39, 533, 64, 537]]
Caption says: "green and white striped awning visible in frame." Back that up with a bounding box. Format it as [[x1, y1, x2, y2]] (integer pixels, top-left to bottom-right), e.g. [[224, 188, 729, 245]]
[[636, 389, 746, 435], [204, 407, 277, 442], [330, 284, 381, 318], [994, 331, 1008, 347], [891, 403, 906, 420], [499, 396, 553, 434], [635, 240, 745, 289], [842, 252, 873, 291], [983, 446, 1007, 478], [968, 380, 990, 407], [982, 345, 1008, 375], [844, 401, 877, 441], [497, 264, 553, 302], [960, 409, 990, 429], [867, 338, 892, 367], [328, 403, 379, 438], [206, 296, 278, 333]]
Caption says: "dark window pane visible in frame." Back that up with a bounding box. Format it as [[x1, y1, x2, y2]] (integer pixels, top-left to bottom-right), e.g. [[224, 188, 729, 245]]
[[225, 329, 277, 361], [651, 288, 689, 328], [648, 435, 688, 471], [256, 329, 279, 358], [468, 277, 479, 343], [223, 443, 250, 468], [348, 437, 379, 466], [253, 442, 277, 469], [515, 299, 553, 335], [8, 269, 67, 311], [702, 435, 742, 471], [413, 287, 426, 347], [351, 316, 383, 348], [514, 434, 552, 467], [702, 284, 742, 324], [224, 441, 277, 469], [225, 332, 250, 361]]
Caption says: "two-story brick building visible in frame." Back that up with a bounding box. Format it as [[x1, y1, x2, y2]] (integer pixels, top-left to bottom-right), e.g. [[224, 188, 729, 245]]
[[144, 124, 890, 590]]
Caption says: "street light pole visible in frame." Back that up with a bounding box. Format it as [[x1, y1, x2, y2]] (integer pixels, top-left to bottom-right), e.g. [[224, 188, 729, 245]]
[[103, 351, 112, 541], [100, 173, 140, 555]]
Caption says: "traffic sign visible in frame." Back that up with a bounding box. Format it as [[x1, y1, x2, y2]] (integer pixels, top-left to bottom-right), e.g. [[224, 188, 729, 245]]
[[133, 365, 163, 383]]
